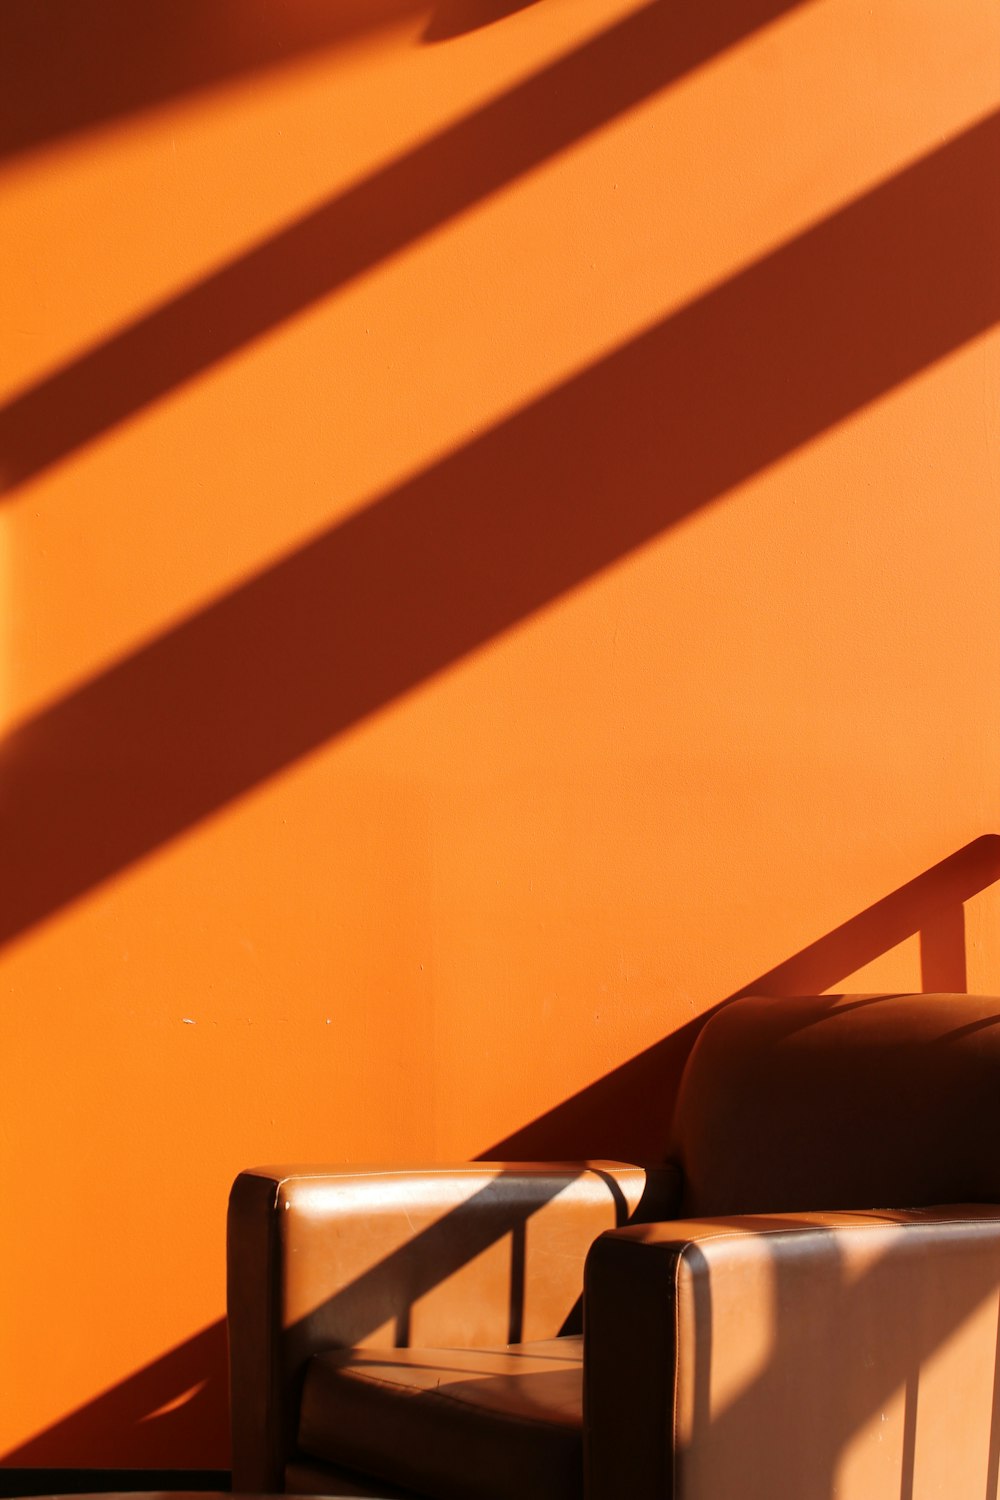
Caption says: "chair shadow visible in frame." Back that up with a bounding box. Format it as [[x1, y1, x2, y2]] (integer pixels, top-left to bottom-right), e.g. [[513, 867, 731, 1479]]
[[0, 1320, 229, 1470], [4, 835, 997, 1468]]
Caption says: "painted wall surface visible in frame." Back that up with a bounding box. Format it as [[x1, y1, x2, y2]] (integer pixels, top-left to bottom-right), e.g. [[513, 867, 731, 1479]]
[[2, 0, 999, 1468]]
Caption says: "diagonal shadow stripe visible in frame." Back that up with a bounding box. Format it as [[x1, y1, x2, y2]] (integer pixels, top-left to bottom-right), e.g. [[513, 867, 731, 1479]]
[[1, 112, 998, 949], [0, 0, 809, 494]]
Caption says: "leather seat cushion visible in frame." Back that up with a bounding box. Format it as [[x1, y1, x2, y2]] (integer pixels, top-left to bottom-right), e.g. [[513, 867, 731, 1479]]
[[298, 1334, 583, 1500]]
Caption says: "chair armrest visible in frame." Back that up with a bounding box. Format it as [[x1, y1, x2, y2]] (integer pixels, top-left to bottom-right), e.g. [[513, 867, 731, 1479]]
[[584, 1204, 1000, 1500], [229, 1159, 680, 1490]]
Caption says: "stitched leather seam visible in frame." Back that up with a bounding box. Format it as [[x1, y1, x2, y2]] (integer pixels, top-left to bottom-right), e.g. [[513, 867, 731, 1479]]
[[275, 1164, 645, 1186], [663, 1215, 1000, 1249], [671, 1246, 680, 1500], [265, 1175, 281, 1477], [321, 1367, 582, 1431]]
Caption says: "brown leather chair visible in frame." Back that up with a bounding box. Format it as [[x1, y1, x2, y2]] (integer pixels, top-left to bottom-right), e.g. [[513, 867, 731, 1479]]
[[228, 992, 1000, 1498]]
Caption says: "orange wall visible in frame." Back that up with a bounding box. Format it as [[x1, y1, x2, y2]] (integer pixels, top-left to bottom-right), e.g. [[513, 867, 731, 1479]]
[[2, 0, 999, 1468]]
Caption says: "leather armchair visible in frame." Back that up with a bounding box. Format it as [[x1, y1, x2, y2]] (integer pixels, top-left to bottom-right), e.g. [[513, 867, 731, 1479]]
[[228, 991, 1000, 1498]]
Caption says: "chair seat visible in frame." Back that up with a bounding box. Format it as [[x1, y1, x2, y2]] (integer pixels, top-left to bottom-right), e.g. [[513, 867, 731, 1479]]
[[298, 1335, 584, 1500]]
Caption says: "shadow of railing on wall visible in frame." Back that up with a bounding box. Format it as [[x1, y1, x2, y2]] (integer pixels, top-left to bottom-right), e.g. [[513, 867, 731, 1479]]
[[4, 834, 998, 1469], [489, 834, 1000, 1163]]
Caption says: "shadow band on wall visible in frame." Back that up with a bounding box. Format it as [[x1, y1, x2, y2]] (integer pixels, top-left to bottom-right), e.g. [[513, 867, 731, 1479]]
[[0, 0, 809, 492], [4, 835, 997, 1467], [1, 113, 998, 949]]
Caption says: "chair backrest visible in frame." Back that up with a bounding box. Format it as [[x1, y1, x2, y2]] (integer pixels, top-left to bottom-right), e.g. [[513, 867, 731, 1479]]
[[671, 992, 1000, 1217]]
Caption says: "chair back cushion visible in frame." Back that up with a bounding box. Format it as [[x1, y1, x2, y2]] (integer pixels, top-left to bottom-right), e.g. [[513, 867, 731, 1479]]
[[672, 992, 1000, 1216]]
